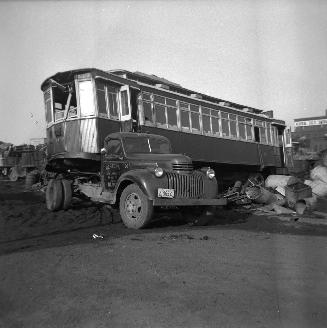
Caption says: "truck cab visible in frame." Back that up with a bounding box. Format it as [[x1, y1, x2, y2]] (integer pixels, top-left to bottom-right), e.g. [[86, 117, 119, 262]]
[[46, 132, 226, 229]]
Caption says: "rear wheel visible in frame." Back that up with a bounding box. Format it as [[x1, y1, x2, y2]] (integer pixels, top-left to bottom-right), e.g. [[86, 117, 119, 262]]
[[46, 179, 63, 211], [9, 167, 18, 181], [119, 184, 153, 229], [61, 179, 72, 210]]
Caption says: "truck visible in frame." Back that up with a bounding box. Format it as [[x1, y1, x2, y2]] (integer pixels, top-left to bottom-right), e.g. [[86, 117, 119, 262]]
[[0, 144, 46, 181], [41, 67, 291, 228], [46, 132, 226, 229]]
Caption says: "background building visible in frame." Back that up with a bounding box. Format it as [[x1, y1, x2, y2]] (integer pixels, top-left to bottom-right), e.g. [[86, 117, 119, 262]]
[[292, 110, 327, 158]]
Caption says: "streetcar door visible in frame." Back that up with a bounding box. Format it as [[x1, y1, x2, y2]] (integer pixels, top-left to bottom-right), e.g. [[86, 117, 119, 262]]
[[118, 86, 131, 121]]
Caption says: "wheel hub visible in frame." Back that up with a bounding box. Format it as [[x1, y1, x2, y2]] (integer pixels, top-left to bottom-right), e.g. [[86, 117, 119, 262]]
[[125, 192, 142, 220]]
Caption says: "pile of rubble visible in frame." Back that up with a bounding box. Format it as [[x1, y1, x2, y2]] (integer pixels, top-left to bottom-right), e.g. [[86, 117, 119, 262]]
[[224, 165, 327, 218]]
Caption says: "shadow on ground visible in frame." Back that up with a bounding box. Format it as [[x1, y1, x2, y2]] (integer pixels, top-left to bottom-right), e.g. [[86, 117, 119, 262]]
[[1, 179, 327, 256]]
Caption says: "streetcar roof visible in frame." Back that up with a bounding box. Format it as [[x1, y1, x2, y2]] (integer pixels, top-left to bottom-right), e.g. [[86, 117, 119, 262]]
[[41, 67, 285, 126]]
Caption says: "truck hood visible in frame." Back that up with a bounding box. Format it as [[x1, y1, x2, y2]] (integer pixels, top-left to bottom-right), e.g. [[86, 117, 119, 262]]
[[126, 153, 192, 171]]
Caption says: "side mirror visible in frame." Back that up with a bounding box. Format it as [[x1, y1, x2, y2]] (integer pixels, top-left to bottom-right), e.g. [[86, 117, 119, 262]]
[[100, 148, 107, 154]]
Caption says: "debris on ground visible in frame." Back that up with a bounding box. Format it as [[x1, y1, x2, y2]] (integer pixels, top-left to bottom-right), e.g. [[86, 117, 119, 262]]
[[92, 233, 104, 239], [161, 234, 195, 241], [223, 164, 327, 224]]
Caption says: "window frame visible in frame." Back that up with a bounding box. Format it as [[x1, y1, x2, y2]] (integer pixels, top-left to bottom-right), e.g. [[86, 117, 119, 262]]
[[77, 79, 96, 118], [44, 87, 53, 124]]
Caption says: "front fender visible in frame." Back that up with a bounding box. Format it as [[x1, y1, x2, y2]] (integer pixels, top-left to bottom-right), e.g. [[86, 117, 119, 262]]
[[115, 169, 168, 200]]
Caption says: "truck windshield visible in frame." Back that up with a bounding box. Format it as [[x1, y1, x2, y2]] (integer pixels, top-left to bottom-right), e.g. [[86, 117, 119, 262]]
[[123, 136, 171, 154]]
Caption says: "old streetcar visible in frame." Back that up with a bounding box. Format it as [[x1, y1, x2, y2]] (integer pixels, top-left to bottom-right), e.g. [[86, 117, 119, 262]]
[[41, 68, 290, 228]]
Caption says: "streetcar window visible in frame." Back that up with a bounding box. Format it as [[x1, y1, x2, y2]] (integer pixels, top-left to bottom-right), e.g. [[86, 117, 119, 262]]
[[212, 117, 220, 135], [190, 105, 200, 131], [120, 90, 130, 116], [108, 92, 118, 119], [180, 102, 189, 109], [271, 126, 275, 145], [221, 112, 230, 137], [222, 120, 229, 136], [284, 128, 292, 146], [202, 107, 210, 115], [155, 104, 166, 126], [96, 81, 107, 116], [143, 102, 153, 124], [52, 87, 66, 121], [52, 89, 65, 121], [154, 95, 165, 104], [255, 120, 267, 143], [202, 114, 211, 134], [167, 106, 177, 128], [79, 80, 96, 117], [229, 114, 237, 138], [255, 120, 264, 127], [181, 110, 190, 129], [245, 118, 253, 141], [274, 127, 279, 146], [51, 81, 77, 121], [149, 93, 179, 130], [238, 117, 246, 140], [166, 98, 177, 107], [54, 103, 64, 121], [190, 104, 199, 112], [254, 126, 260, 142], [191, 112, 200, 131], [142, 92, 151, 101], [95, 81, 118, 119], [202, 106, 218, 136], [260, 126, 267, 143], [266, 123, 272, 144], [44, 89, 52, 123], [239, 124, 246, 139]]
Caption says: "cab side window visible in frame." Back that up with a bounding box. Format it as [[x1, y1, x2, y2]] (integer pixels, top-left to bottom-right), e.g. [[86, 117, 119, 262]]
[[106, 139, 124, 156]]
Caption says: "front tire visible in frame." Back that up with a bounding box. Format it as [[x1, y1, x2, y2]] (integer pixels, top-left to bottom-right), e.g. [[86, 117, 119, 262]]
[[119, 184, 153, 229]]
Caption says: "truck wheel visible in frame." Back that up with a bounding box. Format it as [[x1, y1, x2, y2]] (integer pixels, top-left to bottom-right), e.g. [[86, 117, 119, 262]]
[[119, 184, 153, 229], [46, 179, 63, 211], [61, 179, 72, 210], [9, 168, 18, 181]]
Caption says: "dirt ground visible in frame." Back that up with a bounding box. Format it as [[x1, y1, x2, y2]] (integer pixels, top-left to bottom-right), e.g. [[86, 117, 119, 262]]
[[1, 178, 327, 327]]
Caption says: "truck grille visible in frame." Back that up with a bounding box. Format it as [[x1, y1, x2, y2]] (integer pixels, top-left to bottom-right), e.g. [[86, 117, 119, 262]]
[[172, 162, 193, 172], [166, 172, 204, 198]]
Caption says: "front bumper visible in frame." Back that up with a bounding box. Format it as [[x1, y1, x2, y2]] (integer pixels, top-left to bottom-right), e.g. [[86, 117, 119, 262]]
[[153, 197, 227, 206]]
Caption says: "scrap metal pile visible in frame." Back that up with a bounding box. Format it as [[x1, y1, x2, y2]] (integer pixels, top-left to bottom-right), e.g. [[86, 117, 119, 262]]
[[224, 162, 327, 218]]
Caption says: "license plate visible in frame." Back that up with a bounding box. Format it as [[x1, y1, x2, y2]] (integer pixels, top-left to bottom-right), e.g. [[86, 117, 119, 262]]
[[158, 188, 175, 198]]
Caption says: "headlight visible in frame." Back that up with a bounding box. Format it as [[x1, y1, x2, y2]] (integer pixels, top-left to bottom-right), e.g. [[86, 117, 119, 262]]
[[154, 167, 164, 177], [206, 168, 215, 179]]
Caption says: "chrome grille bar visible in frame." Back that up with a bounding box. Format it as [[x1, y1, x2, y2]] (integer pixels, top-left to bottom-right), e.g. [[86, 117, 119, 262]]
[[172, 163, 193, 172], [166, 172, 204, 198]]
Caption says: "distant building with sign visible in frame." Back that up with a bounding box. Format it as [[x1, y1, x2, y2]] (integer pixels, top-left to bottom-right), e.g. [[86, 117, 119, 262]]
[[292, 110, 327, 156], [29, 138, 47, 147]]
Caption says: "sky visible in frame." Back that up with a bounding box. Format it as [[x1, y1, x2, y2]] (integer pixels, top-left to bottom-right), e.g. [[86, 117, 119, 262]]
[[1, 0, 327, 144]]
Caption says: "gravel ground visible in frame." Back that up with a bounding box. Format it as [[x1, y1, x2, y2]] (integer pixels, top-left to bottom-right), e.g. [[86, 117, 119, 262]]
[[1, 179, 327, 327]]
